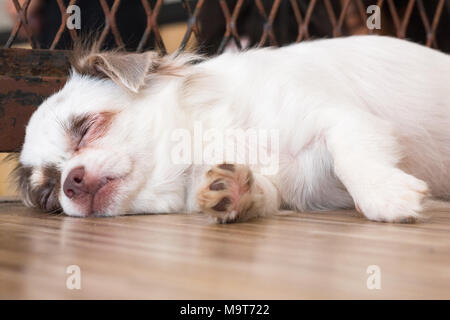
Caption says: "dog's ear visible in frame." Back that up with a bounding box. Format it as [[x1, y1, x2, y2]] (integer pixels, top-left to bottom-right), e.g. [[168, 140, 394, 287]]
[[87, 52, 158, 93], [72, 48, 203, 93], [73, 51, 158, 93]]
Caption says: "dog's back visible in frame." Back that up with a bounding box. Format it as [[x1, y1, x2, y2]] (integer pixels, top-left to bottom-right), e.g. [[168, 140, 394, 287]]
[[194, 36, 450, 199]]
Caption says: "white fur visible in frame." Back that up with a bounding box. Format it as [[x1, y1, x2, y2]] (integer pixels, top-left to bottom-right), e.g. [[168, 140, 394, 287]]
[[20, 36, 450, 222]]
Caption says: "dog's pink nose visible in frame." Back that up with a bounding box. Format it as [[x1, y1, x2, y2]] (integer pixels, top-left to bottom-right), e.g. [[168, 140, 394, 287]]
[[63, 167, 86, 198]]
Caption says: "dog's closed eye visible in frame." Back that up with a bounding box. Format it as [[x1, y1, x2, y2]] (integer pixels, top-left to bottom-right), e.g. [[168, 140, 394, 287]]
[[76, 118, 94, 150], [66, 112, 116, 151], [66, 113, 93, 151]]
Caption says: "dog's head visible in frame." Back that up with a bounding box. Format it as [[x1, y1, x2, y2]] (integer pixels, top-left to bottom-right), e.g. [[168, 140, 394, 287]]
[[11, 48, 200, 217]]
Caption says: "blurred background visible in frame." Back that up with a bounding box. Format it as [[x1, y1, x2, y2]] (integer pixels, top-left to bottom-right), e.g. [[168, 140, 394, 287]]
[[1, 0, 14, 195], [1, 0, 450, 197]]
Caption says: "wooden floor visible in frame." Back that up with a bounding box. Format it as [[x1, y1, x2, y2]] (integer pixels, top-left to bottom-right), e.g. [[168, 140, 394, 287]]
[[0, 197, 449, 299]]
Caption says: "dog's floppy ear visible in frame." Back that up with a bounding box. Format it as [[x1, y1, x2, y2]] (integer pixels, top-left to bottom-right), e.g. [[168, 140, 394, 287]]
[[73, 51, 158, 93], [72, 46, 203, 93]]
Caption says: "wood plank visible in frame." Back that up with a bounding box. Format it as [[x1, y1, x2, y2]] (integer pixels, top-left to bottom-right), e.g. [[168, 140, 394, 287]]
[[0, 48, 71, 77], [0, 199, 449, 299], [0, 49, 70, 151], [0, 75, 66, 152]]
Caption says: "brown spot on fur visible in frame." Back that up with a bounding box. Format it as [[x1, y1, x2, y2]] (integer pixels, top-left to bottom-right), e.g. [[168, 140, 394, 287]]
[[247, 171, 254, 188], [70, 40, 204, 92], [212, 197, 231, 212], [70, 39, 111, 80], [244, 201, 255, 214], [7, 155, 62, 213], [209, 179, 226, 191], [66, 112, 117, 150], [219, 164, 235, 172], [71, 56, 108, 80], [68, 113, 92, 146], [38, 165, 62, 212]]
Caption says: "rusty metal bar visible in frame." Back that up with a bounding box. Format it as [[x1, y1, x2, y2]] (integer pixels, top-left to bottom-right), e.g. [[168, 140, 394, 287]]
[[399, 0, 416, 39], [183, 0, 202, 44], [324, 0, 338, 34], [179, 0, 206, 52], [289, 0, 318, 42], [335, 0, 352, 37], [4, 0, 40, 49], [217, 0, 244, 53], [137, 0, 166, 54], [416, 0, 445, 48], [50, 0, 79, 50], [3, 0, 449, 52], [428, 0, 445, 48], [256, 0, 282, 47], [97, 0, 125, 49]]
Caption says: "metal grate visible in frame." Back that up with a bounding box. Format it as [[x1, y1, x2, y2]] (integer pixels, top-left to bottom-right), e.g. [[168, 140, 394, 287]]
[[4, 0, 450, 52]]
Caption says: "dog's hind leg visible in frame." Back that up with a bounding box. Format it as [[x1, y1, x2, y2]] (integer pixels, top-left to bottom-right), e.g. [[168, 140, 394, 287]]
[[319, 107, 429, 223]]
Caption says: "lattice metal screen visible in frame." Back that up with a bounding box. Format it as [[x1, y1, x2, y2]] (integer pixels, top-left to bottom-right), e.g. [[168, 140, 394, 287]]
[[4, 0, 450, 52]]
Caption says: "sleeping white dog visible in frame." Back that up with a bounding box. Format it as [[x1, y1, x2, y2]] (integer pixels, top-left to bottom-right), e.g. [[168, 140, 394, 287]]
[[11, 36, 450, 223]]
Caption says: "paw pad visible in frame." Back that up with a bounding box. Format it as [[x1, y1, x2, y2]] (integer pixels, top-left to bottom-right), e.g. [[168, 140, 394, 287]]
[[197, 164, 255, 223]]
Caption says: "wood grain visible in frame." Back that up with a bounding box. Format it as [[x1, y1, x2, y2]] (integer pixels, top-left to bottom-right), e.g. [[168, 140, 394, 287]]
[[0, 154, 16, 196], [0, 76, 66, 152], [0, 198, 449, 299], [0, 49, 71, 77]]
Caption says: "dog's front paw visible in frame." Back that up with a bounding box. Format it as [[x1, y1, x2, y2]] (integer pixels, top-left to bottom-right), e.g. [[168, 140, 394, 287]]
[[196, 164, 258, 223], [355, 170, 429, 223]]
